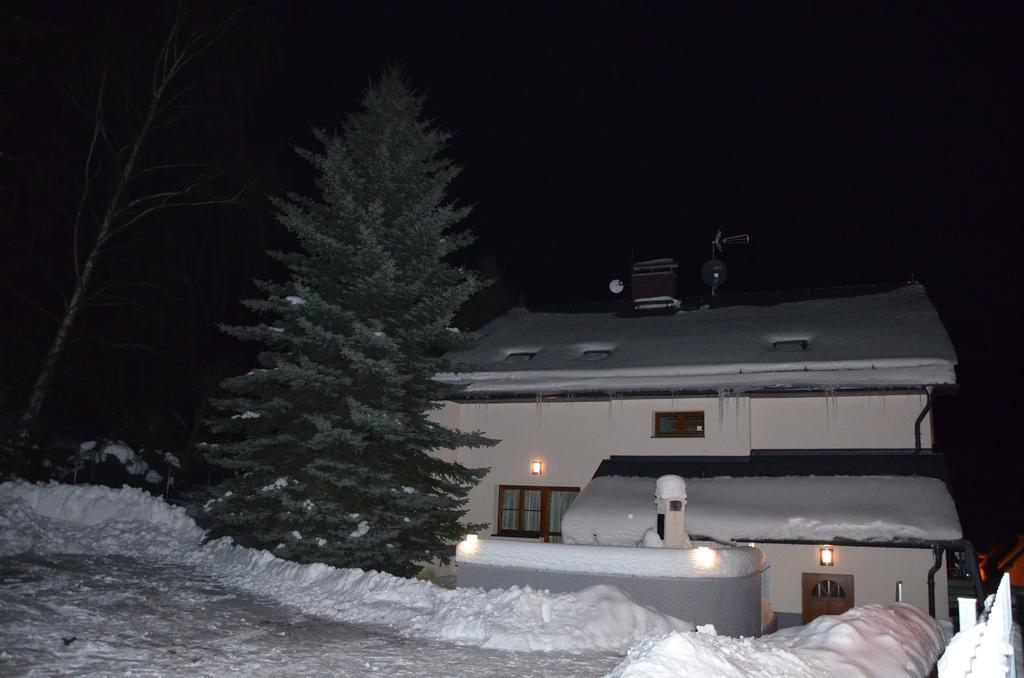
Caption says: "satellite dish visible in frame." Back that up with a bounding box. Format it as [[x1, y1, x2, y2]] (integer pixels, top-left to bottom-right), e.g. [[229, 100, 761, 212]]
[[609, 279, 625, 294], [701, 259, 728, 291]]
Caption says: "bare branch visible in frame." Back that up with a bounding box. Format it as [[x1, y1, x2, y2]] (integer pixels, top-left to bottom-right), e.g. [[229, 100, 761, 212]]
[[0, 279, 63, 325], [86, 279, 174, 302], [71, 70, 108, 281], [129, 162, 208, 182], [7, 254, 70, 309], [70, 336, 163, 355], [111, 192, 248, 236]]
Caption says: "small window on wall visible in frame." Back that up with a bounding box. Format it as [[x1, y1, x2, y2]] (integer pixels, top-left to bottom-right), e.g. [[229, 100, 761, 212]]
[[497, 486, 579, 542], [654, 411, 705, 438]]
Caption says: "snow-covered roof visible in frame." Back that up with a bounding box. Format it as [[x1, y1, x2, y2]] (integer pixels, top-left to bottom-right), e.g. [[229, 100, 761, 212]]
[[441, 284, 957, 395], [560, 475, 963, 546]]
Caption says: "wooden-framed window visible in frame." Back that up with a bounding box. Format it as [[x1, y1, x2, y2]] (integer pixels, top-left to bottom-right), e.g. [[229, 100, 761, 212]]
[[497, 485, 579, 542], [653, 411, 705, 438]]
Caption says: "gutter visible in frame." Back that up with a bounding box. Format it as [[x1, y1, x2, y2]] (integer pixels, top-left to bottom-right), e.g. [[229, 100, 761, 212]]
[[927, 546, 943, 616], [719, 536, 964, 551], [448, 385, 932, 404], [914, 387, 933, 454]]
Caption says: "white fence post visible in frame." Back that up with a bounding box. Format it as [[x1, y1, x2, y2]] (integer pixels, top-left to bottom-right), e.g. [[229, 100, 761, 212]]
[[959, 597, 977, 631], [939, 572, 1017, 678]]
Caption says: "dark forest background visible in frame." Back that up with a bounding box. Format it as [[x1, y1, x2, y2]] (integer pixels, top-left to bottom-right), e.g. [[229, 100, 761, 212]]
[[1, 1, 1021, 551]]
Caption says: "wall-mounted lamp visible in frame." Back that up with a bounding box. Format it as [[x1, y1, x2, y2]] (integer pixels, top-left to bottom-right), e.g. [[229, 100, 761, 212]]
[[531, 460, 543, 476], [819, 546, 835, 567]]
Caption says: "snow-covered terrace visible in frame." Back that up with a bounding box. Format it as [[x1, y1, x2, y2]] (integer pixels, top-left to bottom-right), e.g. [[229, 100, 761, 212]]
[[560, 475, 963, 547], [440, 284, 957, 395]]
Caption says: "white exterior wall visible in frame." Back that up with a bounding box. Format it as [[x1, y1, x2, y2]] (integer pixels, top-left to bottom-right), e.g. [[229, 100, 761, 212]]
[[435, 392, 932, 537], [435, 396, 752, 536], [757, 543, 949, 621], [750, 392, 932, 450]]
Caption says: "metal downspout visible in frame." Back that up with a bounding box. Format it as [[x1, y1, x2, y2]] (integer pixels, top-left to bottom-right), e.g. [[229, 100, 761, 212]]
[[963, 540, 985, 604], [927, 546, 943, 617], [914, 387, 933, 454]]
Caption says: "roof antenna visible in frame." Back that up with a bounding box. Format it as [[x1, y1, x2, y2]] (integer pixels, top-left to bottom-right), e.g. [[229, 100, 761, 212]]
[[701, 230, 749, 296]]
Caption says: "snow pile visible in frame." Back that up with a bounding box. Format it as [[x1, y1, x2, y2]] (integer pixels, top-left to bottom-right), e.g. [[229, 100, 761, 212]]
[[0, 481, 689, 654], [610, 603, 947, 677], [0, 481, 203, 557], [77, 440, 163, 484], [456, 538, 765, 579], [655, 474, 686, 499], [441, 284, 958, 393], [563, 476, 657, 546], [204, 542, 693, 652], [562, 475, 962, 546]]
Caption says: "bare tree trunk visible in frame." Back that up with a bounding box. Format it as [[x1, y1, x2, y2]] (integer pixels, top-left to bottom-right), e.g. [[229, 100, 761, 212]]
[[13, 248, 98, 446], [9, 9, 237, 449]]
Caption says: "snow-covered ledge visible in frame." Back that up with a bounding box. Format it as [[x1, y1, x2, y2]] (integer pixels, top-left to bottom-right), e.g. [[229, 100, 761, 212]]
[[456, 538, 765, 579], [456, 539, 768, 637]]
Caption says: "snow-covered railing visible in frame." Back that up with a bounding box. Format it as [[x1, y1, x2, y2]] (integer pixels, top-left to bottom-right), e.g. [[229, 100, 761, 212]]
[[938, 572, 1017, 678], [456, 538, 766, 579]]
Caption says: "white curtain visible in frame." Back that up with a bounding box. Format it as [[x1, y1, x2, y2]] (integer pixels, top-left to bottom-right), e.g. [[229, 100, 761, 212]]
[[548, 490, 578, 536], [522, 490, 542, 531]]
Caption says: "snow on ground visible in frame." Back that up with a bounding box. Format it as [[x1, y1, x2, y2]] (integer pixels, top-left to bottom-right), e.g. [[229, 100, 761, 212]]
[[0, 481, 688, 657], [1, 481, 951, 677], [561, 474, 962, 546], [1, 552, 619, 677], [610, 603, 947, 678]]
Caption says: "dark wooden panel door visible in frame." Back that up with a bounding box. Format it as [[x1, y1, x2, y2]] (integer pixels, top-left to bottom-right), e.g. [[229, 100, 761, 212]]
[[802, 573, 855, 624]]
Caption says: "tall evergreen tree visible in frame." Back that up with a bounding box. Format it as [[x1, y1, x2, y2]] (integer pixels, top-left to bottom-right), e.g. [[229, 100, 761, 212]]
[[204, 72, 493, 577]]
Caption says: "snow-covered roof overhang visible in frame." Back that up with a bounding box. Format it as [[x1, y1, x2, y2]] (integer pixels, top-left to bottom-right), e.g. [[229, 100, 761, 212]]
[[560, 475, 963, 547], [440, 284, 957, 396]]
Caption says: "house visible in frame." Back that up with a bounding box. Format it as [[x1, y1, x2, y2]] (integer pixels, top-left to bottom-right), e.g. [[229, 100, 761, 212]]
[[435, 266, 981, 629]]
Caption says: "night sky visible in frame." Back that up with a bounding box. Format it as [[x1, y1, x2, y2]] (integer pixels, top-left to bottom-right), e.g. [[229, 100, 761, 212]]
[[2, 3, 1021, 549]]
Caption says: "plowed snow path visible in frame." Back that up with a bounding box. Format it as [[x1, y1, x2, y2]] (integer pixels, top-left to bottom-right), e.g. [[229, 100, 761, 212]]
[[0, 553, 619, 677]]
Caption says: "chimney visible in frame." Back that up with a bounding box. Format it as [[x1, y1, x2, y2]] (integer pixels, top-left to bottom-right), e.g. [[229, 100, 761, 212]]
[[631, 259, 677, 300], [655, 475, 693, 549], [631, 259, 680, 312]]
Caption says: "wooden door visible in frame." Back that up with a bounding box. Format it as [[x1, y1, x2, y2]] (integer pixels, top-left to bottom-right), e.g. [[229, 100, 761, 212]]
[[802, 573, 854, 624]]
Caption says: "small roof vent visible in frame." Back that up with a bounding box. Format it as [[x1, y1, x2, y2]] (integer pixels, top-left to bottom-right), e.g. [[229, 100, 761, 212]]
[[772, 339, 809, 351], [504, 351, 536, 362], [580, 349, 611, 361]]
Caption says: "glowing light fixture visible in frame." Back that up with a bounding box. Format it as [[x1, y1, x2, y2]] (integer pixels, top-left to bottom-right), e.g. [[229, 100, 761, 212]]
[[460, 533, 480, 554], [531, 460, 543, 476], [819, 546, 835, 567], [694, 546, 716, 569]]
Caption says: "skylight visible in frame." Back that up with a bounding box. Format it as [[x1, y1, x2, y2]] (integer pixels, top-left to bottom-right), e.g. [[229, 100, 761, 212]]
[[505, 352, 536, 362], [580, 350, 611, 361]]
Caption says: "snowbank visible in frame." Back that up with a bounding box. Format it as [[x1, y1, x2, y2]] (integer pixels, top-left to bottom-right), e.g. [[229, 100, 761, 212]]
[[0, 481, 203, 558], [0, 481, 688, 654], [610, 603, 947, 678], [562, 475, 962, 546], [456, 538, 765, 579]]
